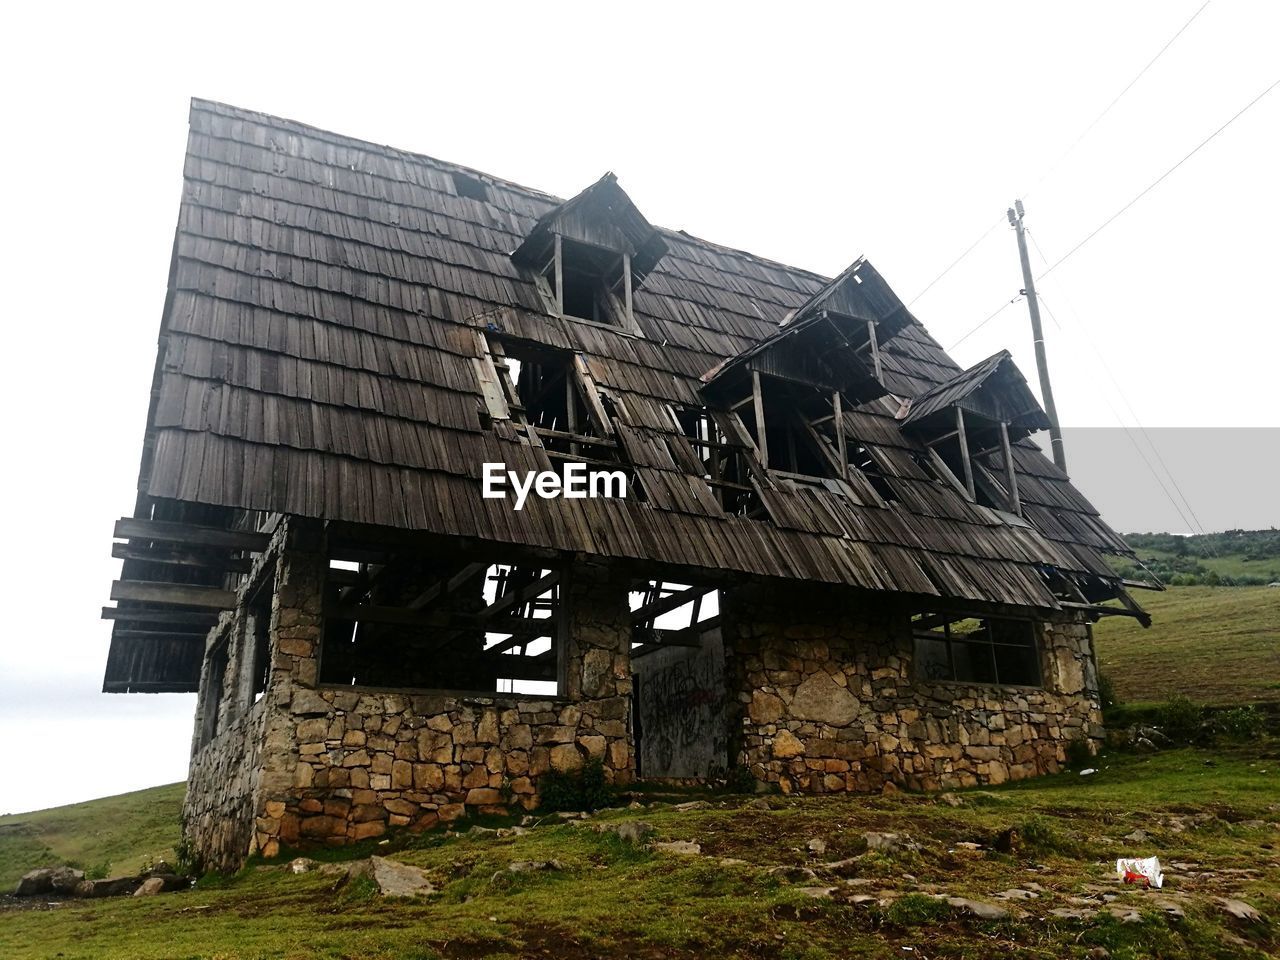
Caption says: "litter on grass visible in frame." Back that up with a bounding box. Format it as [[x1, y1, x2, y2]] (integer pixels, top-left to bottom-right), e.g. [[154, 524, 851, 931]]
[[1117, 856, 1164, 888]]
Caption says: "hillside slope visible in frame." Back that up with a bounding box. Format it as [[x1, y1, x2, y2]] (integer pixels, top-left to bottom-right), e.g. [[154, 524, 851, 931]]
[[0, 782, 184, 889], [1092, 585, 1280, 706]]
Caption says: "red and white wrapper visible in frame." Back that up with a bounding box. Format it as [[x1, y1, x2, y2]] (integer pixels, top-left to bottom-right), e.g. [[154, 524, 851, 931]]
[[1116, 856, 1164, 888]]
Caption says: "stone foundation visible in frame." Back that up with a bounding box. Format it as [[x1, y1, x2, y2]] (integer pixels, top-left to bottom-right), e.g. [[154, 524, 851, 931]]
[[724, 584, 1103, 794], [184, 520, 1103, 870]]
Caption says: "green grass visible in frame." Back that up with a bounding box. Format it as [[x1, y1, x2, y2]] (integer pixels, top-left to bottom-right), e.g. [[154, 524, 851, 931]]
[[0, 783, 184, 889], [1093, 585, 1280, 707], [1, 748, 1276, 959]]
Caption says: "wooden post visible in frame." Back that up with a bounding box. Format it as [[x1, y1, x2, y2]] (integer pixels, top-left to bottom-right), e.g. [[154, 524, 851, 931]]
[[565, 374, 578, 457], [553, 233, 564, 316], [866, 319, 883, 381], [832, 391, 848, 479], [1008, 201, 1067, 473], [955, 407, 975, 500], [622, 252, 633, 326], [751, 370, 769, 467], [1000, 420, 1021, 516]]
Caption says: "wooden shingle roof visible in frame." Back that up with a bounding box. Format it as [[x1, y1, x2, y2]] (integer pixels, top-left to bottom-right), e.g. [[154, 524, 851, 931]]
[[129, 98, 1138, 615]]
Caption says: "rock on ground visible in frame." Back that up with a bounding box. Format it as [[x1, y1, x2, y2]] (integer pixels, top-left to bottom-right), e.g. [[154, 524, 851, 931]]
[[652, 840, 701, 855], [346, 857, 435, 897], [133, 877, 166, 897], [15, 866, 84, 896]]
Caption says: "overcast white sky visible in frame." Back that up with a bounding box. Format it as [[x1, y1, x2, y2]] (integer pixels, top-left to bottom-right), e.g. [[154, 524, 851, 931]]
[[1, 2, 1276, 815]]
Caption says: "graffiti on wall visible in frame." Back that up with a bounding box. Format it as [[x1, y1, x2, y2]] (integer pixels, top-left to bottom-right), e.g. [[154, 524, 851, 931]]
[[634, 632, 728, 779]]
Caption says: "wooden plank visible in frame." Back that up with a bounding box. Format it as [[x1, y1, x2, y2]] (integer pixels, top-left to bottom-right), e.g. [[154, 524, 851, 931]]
[[751, 370, 768, 466], [110, 580, 237, 610], [112, 629, 209, 642], [832, 391, 848, 480], [111, 542, 253, 573], [102, 605, 220, 626], [113, 517, 269, 552], [325, 600, 557, 636], [573, 353, 615, 437], [481, 570, 560, 619], [955, 407, 975, 499], [407, 561, 489, 611], [999, 421, 1021, 517], [630, 584, 715, 624]]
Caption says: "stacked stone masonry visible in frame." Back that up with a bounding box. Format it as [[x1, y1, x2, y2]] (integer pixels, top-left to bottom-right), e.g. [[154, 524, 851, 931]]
[[184, 520, 1103, 869], [724, 584, 1103, 795]]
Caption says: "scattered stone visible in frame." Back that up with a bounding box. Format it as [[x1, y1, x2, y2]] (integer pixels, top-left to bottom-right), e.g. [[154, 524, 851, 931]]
[[818, 857, 861, 877], [133, 877, 166, 897], [849, 893, 878, 906], [507, 859, 563, 873], [466, 826, 498, 837], [952, 841, 983, 854], [14, 866, 85, 896], [746, 797, 772, 811], [627, 800, 645, 810], [767, 865, 819, 883], [719, 858, 747, 867], [994, 888, 1038, 900], [1238, 819, 1266, 830], [346, 857, 436, 897], [1085, 948, 1112, 960], [795, 886, 837, 898], [1107, 906, 1143, 924], [653, 840, 701, 856], [880, 781, 900, 796], [287, 857, 317, 874], [806, 838, 827, 856], [609, 820, 655, 844], [74, 877, 145, 898], [1154, 899, 1186, 921], [1123, 829, 1148, 843], [945, 897, 1011, 920], [938, 792, 964, 808], [1219, 898, 1263, 922], [864, 831, 916, 854], [674, 800, 709, 811]]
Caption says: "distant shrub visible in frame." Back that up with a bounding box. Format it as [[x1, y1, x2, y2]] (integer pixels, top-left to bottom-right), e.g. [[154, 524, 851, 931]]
[[538, 759, 614, 812], [1097, 671, 1120, 711], [1158, 695, 1204, 741], [1214, 705, 1266, 742], [84, 860, 111, 880], [1019, 814, 1076, 855], [882, 893, 951, 926]]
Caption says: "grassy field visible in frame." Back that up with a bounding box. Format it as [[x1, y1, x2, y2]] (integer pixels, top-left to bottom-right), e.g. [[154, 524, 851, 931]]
[[1, 747, 1277, 959], [1093, 585, 1280, 707], [0, 783, 184, 890]]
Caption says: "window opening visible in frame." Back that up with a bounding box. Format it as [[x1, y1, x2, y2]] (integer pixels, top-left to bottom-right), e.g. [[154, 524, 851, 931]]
[[319, 553, 561, 695], [912, 614, 1040, 687], [539, 235, 635, 330], [450, 171, 490, 202]]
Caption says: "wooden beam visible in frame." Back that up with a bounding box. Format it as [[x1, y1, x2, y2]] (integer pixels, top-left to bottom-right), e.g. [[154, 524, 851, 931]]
[[110, 580, 237, 610], [111, 629, 209, 642], [324, 601, 557, 636], [631, 585, 715, 625], [111, 542, 252, 574], [479, 570, 560, 620], [553, 233, 564, 315], [114, 518, 269, 553], [955, 407, 975, 500], [866, 318, 883, 381], [999, 421, 1022, 517], [751, 370, 768, 466], [406, 562, 489, 611], [102, 605, 220, 626], [622, 251, 633, 326], [832, 391, 848, 480], [572, 354, 615, 438]]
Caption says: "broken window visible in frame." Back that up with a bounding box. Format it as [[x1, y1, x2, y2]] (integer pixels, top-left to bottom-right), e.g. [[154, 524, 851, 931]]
[[243, 575, 273, 704], [318, 553, 561, 696], [484, 334, 641, 498], [450, 171, 490, 203], [199, 638, 231, 746], [671, 405, 764, 517], [629, 581, 720, 659], [912, 614, 1040, 687], [537, 236, 637, 330]]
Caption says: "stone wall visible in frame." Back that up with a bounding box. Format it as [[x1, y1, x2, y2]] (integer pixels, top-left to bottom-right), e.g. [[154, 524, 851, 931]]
[[724, 584, 1102, 794], [200, 534, 637, 862]]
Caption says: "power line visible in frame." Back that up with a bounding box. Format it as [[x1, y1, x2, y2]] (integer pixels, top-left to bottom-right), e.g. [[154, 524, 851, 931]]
[[946, 293, 1023, 351], [1023, 0, 1213, 200], [1034, 290, 1203, 535], [1037, 76, 1280, 280], [907, 215, 1006, 307], [911, 3, 1213, 310]]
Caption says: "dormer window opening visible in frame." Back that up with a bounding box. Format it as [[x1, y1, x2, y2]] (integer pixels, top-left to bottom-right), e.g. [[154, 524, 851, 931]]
[[672, 405, 764, 518], [538, 235, 637, 332]]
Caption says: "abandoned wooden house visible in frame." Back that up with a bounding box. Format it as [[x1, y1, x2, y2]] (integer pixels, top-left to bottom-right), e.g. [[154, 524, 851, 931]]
[[103, 100, 1152, 870]]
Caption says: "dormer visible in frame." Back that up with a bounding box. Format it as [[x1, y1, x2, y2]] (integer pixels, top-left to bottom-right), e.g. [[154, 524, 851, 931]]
[[512, 173, 667, 334], [899, 350, 1051, 515]]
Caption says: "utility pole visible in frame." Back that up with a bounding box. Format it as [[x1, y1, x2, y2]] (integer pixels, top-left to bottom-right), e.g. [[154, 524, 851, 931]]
[[1007, 199, 1067, 474]]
